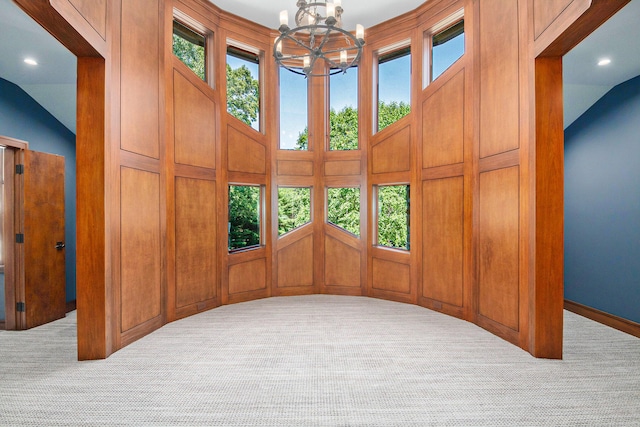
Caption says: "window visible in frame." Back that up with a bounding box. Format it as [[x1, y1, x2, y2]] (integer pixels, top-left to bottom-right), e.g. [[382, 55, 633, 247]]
[[329, 68, 358, 150], [227, 45, 260, 131], [228, 185, 261, 251], [376, 185, 410, 250], [377, 46, 411, 132], [279, 66, 308, 150], [278, 187, 311, 235], [430, 20, 464, 83], [172, 20, 206, 81], [0, 146, 4, 271], [327, 187, 360, 236]]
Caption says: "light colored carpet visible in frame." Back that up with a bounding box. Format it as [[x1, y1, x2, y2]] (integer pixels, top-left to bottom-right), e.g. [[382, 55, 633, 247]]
[[0, 295, 639, 426]]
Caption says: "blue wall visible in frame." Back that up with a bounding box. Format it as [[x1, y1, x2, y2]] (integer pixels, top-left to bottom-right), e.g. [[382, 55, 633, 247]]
[[0, 77, 76, 303], [564, 75, 640, 324]]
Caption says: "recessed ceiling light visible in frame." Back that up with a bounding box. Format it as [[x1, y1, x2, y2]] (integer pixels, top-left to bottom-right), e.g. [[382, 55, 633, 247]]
[[24, 58, 38, 66], [598, 58, 611, 66]]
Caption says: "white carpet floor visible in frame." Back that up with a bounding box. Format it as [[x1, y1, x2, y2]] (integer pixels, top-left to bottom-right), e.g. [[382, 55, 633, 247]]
[[1, 295, 639, 426]]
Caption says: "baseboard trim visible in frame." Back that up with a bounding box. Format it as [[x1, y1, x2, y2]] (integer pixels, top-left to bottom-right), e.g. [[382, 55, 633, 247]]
[[564, 299, 640, 338], [66, 300, 76, 313]]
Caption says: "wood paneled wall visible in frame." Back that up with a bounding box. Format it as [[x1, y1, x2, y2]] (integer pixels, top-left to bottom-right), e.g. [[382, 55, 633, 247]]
[[15, 0, 627, 360]]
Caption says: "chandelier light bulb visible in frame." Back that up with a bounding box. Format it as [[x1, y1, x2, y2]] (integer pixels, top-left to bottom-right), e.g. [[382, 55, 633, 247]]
[[303, 56, 311, 69], [356, 24, 364, 40], [327, 3, 336, 18], [334, 0, 341, 7], [340, 50, 347, 65], [280, 10, 289, 26]]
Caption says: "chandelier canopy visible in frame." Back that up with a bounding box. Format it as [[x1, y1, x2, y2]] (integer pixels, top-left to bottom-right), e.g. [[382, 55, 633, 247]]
[[274, 0, 365, 77]]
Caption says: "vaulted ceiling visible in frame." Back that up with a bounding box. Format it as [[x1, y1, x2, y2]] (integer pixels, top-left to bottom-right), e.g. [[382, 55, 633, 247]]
[[0, 0, 639, 134]]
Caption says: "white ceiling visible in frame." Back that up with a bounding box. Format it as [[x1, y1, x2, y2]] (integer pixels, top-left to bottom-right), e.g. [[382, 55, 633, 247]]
[[0, 0, 639, 135]]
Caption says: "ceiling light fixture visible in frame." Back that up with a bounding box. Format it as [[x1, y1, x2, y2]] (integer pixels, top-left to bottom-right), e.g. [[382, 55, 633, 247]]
[[24, 58, 38, 66], [274, 0, 365, 77], [598, 58, 611, 66]]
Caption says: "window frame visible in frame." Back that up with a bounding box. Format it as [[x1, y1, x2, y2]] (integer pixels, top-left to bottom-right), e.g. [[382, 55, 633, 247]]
[[277, 186, 313, 237], [328, 65, 360, 151], [227, 184, 264, 253], [226, 41, 264, 133], [373, 42, 412, 133], [326, 186, 361, 237], [423, 9, 464, 88], [172, 10, 214, 86], [374, 184, 411, 251]]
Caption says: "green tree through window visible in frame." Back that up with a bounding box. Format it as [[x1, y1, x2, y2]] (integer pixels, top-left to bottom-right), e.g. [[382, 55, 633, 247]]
[[172, 20, 206, 81], [228, 185, 261, 251], [278, 187, 311, 235]]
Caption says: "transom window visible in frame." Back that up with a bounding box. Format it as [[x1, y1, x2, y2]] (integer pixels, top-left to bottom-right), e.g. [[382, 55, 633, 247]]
[[227, 45, 261, 131], [377, 46, 411, 132], [172, 20, 207, 81]]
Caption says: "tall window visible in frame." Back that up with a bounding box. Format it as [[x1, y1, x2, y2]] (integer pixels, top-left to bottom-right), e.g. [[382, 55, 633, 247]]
[[278, 187, 311, 235], [376, 185, 410, 250], [377, 46, 411, 132], [329, 68, 358, 150], [279, 66, 308, 150], [430, 20, 464, 82], [327, 187, 360, 236], [172, 20, 206, 81], [228, 185, 261, 251], [227, 46, 260, 131]]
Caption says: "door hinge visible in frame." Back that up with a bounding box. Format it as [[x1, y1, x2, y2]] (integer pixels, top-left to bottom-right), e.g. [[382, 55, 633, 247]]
[[16, 233, 24, 243], [16, 302, 26, 312], [15, 164, 24, 175]]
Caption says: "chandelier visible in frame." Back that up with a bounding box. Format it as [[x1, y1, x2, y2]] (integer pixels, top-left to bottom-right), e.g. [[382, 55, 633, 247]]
[[274, 0, 365, 77]]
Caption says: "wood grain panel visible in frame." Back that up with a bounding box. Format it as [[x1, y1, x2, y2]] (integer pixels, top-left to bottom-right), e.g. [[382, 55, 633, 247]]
[[479, 0, 519, 158], [120, 0, 160, 158], [229, 258, 267, 294], [227, 125, 266, 174], [422, 70, 464, 169], [120, 167, 161, 332], [67, 0, 106, 38], [277, 235, 313, 288], [277, 160, 313, 176], [478, 166, 519, 331], [372, 258, 410, 294], [422, 177, 463, 307], [325, 235, 361, 288], [534, 0, 573, 39], [174, 70, 216, 169], [372, 125, 411, 174], [175, 177, 217, 308], [324, 160, 361, 176]]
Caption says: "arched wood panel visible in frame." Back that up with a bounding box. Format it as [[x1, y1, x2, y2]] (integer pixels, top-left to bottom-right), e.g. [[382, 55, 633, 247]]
[[63, 0, 107, 39], [422, 70, 465, 169], [227, 124, 267, 174], [276, 233, 314, 290], [173, 69, 216, 169], [371, 124, 412, 174], [371, 256, 411, 296], [324, 233, 361, 288]]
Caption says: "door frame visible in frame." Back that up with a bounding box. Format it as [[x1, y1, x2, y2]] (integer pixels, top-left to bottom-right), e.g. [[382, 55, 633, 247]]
[[0, 135, 28, 330]]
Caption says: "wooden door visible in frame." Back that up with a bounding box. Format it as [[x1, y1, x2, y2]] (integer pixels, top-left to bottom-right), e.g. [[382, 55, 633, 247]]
[[21, 150, 66, 329]]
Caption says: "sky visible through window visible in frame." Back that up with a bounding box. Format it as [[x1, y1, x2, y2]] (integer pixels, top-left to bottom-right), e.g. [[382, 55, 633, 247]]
[[279, 67, 307, 149], [432, 32, 464, 81], [378, 53, 411, 106]]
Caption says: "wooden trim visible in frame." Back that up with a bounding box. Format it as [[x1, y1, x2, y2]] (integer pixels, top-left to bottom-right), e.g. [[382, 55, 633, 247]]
[[564, 300, 640, 339]]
